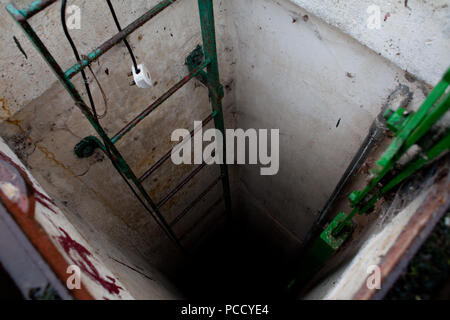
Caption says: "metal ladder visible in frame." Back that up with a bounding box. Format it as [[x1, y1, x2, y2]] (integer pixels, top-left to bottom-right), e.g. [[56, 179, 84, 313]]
[[6, 0, 232, 250]]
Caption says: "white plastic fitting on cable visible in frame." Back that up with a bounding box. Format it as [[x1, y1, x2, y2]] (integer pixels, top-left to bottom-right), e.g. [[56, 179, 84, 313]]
[[132, 64, 153, 89]]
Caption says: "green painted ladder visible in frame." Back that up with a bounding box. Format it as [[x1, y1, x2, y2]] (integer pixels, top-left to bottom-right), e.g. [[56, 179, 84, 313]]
[[6, 0, 232, 251]]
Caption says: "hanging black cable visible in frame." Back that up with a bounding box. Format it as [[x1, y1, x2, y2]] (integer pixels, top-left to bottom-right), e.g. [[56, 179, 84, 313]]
[[61, 0, 99, 120], [105, 0, 140, 74]]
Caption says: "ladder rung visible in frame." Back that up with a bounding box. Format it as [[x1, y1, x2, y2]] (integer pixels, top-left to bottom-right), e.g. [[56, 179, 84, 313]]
[[157, 162, 208, 208], [179, 198, 224, 241], [111, 59, 210, 144], [6, 0, 58, 21], [139, 113, 214, 182], [170, 176, 221, 226], [64, 0, 179, 79]]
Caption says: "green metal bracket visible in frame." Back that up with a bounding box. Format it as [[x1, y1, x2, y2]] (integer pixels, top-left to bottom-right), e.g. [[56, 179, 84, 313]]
[[186, 44, 224, 100], [74, 136, 132, 178], [186, 45, 209, 88], [286, 212, 355, 293], [186, 45, 207, 83], [74, 136, 105, 158], [321, 212, 356, 250]]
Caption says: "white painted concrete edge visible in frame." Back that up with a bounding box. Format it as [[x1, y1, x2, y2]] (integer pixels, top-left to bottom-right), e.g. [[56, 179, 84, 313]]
[[288, 0, 450, 86]]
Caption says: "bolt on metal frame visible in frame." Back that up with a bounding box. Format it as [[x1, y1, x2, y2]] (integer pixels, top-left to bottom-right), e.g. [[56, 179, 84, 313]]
[[6, 0, 232, 250]]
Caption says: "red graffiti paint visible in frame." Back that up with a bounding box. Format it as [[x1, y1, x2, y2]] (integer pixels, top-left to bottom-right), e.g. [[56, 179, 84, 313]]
[[57, 228, 123, 295], [0, 152, 122, 297], [35, 194, 57, 214], [0, 151, 57, 214], [384, 12, 391, 22]]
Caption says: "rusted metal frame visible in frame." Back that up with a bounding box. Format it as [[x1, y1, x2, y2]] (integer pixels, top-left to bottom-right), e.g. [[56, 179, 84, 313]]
[[6, 4, 182, 250], [179, 197, 224, 241], [64, 0, 179, 79], [6, 0, 58, 21], [111, 59, 211, 144], [198, 0, 232, 217], [170, 176, 221, 226], [157, 162, 208, 209], [139, 113, 214, 182]]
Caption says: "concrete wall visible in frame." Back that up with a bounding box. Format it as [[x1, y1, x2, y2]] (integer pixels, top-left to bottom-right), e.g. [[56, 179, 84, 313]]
[[0, 0, 236, 276], [227, 0, 447, 249], [0, 138, 181, 299]]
